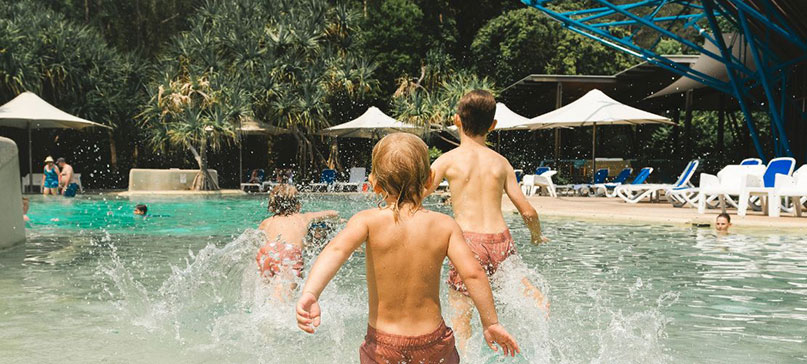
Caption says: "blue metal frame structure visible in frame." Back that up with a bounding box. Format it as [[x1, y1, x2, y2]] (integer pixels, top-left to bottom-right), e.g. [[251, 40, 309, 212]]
[[521, 0, 807, 161]]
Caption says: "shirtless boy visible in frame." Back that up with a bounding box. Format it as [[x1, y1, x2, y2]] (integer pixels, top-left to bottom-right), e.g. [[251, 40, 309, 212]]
[[429, 90, 549, 350], [257, 184, 338, 297], [296, 133, 519, 363]]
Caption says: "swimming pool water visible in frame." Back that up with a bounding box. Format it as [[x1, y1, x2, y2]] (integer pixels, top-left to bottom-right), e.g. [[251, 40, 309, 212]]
[[1, 194, 805, 363]]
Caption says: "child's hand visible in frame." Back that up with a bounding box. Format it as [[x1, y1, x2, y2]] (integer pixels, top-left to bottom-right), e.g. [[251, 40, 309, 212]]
[[295, 291, 321, 334], [483, 323, 520, 357], [531, 232, 549, 245]]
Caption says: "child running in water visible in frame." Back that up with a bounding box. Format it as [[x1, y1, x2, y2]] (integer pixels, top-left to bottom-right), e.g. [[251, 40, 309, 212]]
[[428, 90, 549, 351], [257, 184, 338, 298], [296, 133, 519, 363]]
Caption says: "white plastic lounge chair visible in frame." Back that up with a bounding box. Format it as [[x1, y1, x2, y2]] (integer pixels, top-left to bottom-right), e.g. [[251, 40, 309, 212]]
[[697, 164, 766, 214], [520, 170, 558, 197], [616, 161, 697, 204], [770, 165, 807, 217], [736, 157, 796, 216], [611, 167, 654, 201], [335, 167, 367, 192], [593, 168, 633, 197]]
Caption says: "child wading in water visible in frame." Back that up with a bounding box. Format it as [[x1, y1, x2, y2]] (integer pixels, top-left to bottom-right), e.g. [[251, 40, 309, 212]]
[[296, 133, 519, 363], [428, 90, 549, 351], [257, 184, 338, 298]]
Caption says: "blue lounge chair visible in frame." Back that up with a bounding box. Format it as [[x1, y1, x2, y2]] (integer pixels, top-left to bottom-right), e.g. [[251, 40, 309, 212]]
[[617, 162, 696, 204], [534, 166, 550, 175], [740, 158, 763, 166], [737, 157, 796, 216], [310, 169, 337, 192], [593, 167, 632, 197], [612, 166, 662, 203], [566, 168, 608, 196]]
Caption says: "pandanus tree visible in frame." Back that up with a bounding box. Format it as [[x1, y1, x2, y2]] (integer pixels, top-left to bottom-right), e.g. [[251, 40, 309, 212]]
[[139, 72, 250, 190], [144, 0, 378, 180], [391, 49, 496, 134]]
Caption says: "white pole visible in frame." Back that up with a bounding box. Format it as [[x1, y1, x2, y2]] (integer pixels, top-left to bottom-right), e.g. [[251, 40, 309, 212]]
[[27, 122, 33, 193]]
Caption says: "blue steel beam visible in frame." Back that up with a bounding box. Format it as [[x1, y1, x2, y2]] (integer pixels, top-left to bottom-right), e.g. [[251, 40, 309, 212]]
[[520, 0, 806, 160]]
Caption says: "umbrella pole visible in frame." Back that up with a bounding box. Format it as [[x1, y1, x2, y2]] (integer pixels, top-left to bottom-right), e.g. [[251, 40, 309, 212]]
[[591, 124, 597, 184], [27, 122, 33, 193]]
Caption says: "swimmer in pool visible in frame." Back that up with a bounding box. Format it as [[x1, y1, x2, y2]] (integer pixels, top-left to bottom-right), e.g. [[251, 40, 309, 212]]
[[715, 212, 732, 234], [427, 90, 549, 352], [134, 204, 148, 216], [256, 184, 338, 298], [296, 133, 519, 363]]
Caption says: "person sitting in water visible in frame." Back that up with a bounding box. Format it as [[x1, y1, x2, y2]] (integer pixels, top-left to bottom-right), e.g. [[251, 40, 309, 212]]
[[715, 213, 732, 233], [427, 90, 549, 352], [41, 156, 60, 196], [57, 158, 80, 197], [296, 133, 520, 363], [134, 204, 148, 216], [247, 169, 263, 183], [256, 184, 339, 297]]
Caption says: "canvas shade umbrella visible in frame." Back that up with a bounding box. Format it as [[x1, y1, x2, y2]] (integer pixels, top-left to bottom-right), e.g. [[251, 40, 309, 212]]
[[0, 92, 112, 191], [317, 106, 419, 139], [521, 89, 674, 181], [235, 116, 290, 183]]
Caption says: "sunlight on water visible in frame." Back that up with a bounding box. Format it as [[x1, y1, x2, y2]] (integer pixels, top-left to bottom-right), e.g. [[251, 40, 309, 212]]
[[2, 195, 806, 363]]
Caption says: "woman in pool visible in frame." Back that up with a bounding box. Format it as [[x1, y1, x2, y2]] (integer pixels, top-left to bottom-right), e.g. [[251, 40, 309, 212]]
[[41, 156, 60, 196]]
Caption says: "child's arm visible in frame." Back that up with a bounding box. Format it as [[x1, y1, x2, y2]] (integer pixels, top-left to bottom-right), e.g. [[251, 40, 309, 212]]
[[446, 222, 520, 357], [425, 155, 448, 197], [296, 212, 368, 333], [304, 210, 339, 223], [503, 163, 548, 245]]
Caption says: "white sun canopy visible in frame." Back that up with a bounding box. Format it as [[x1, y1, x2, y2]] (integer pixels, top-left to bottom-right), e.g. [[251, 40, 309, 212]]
[[318, 106, 419, 139], [0, 92, 110, 129], [524, 89, 673, 129], [519, 89, 672, 181], [0, 92, 111, 192]]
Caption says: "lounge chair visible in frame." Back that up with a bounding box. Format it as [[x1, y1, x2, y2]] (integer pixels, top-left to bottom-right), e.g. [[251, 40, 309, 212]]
[[696, 164, 767, 214], [534, 166, 550, 175], [740, 158, 763, 166], [592, 168, 632, 197], [514, 169, 524, 183], [611, 167, 654, 199], [770, 164, 807, 217], [335, 167, 367, 192], [737, 157, 796, 216], [571, 168, 609, 196], [520, 170, 558, 197], [240, 169, 265, 192], [310, 169, 337, 192], [616, 162, 694, 204]]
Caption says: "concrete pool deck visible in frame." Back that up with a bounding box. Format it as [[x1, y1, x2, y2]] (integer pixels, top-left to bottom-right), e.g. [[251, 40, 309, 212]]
[[502, 195, 807, 231]]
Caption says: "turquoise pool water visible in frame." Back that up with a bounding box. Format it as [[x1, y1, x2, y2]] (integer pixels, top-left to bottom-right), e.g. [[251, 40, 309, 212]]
[[1, 194, 806, 363]]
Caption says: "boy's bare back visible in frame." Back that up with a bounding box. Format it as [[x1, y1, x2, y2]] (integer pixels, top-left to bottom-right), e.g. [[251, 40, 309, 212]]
[[258, 213, 317, 248], [432, 144, 521, 234]]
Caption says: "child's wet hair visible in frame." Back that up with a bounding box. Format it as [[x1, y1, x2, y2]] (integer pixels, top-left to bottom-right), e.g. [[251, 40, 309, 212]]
[[371, 133, 431, 220], [135, 204, 148, 214], [268, 184, 301, 216], [716, 212, 731, 223], [457, 89, 496, 137]]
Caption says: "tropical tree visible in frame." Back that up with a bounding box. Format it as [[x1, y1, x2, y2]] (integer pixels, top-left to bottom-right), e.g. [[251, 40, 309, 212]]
[[391, 49, 496, 132], [147, 0, 378, 179], [139, 72, 250, 190]]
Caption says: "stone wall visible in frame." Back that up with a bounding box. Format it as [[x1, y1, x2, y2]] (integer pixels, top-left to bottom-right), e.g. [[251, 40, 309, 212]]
[[128, 168, 219, 191], [0, 137, 25, 249]]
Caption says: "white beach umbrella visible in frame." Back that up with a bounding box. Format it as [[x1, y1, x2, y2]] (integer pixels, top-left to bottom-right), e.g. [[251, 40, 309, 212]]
[[521, 89, 673, 180], [448, 102, 530, 133], [317, 106, 419, 139], [0, 92, 111, 191]]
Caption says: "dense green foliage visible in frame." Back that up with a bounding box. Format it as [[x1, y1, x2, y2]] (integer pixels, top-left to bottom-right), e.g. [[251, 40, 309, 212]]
[[0, 0, 770, 188]]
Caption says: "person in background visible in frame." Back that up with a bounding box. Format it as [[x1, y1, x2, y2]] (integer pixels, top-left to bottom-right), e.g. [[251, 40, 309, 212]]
[[41, 156, 60, 196], [22, 197, 30, 222], [248, 169, 262, 183], [715, 213, 732, 234], [57, 158, 79, 197], [134, 204, 148, 216]]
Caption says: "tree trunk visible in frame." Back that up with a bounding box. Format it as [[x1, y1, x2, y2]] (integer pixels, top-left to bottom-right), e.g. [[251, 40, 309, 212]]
[[189, 141, 219, 191], [108, 130, 118, 170]]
